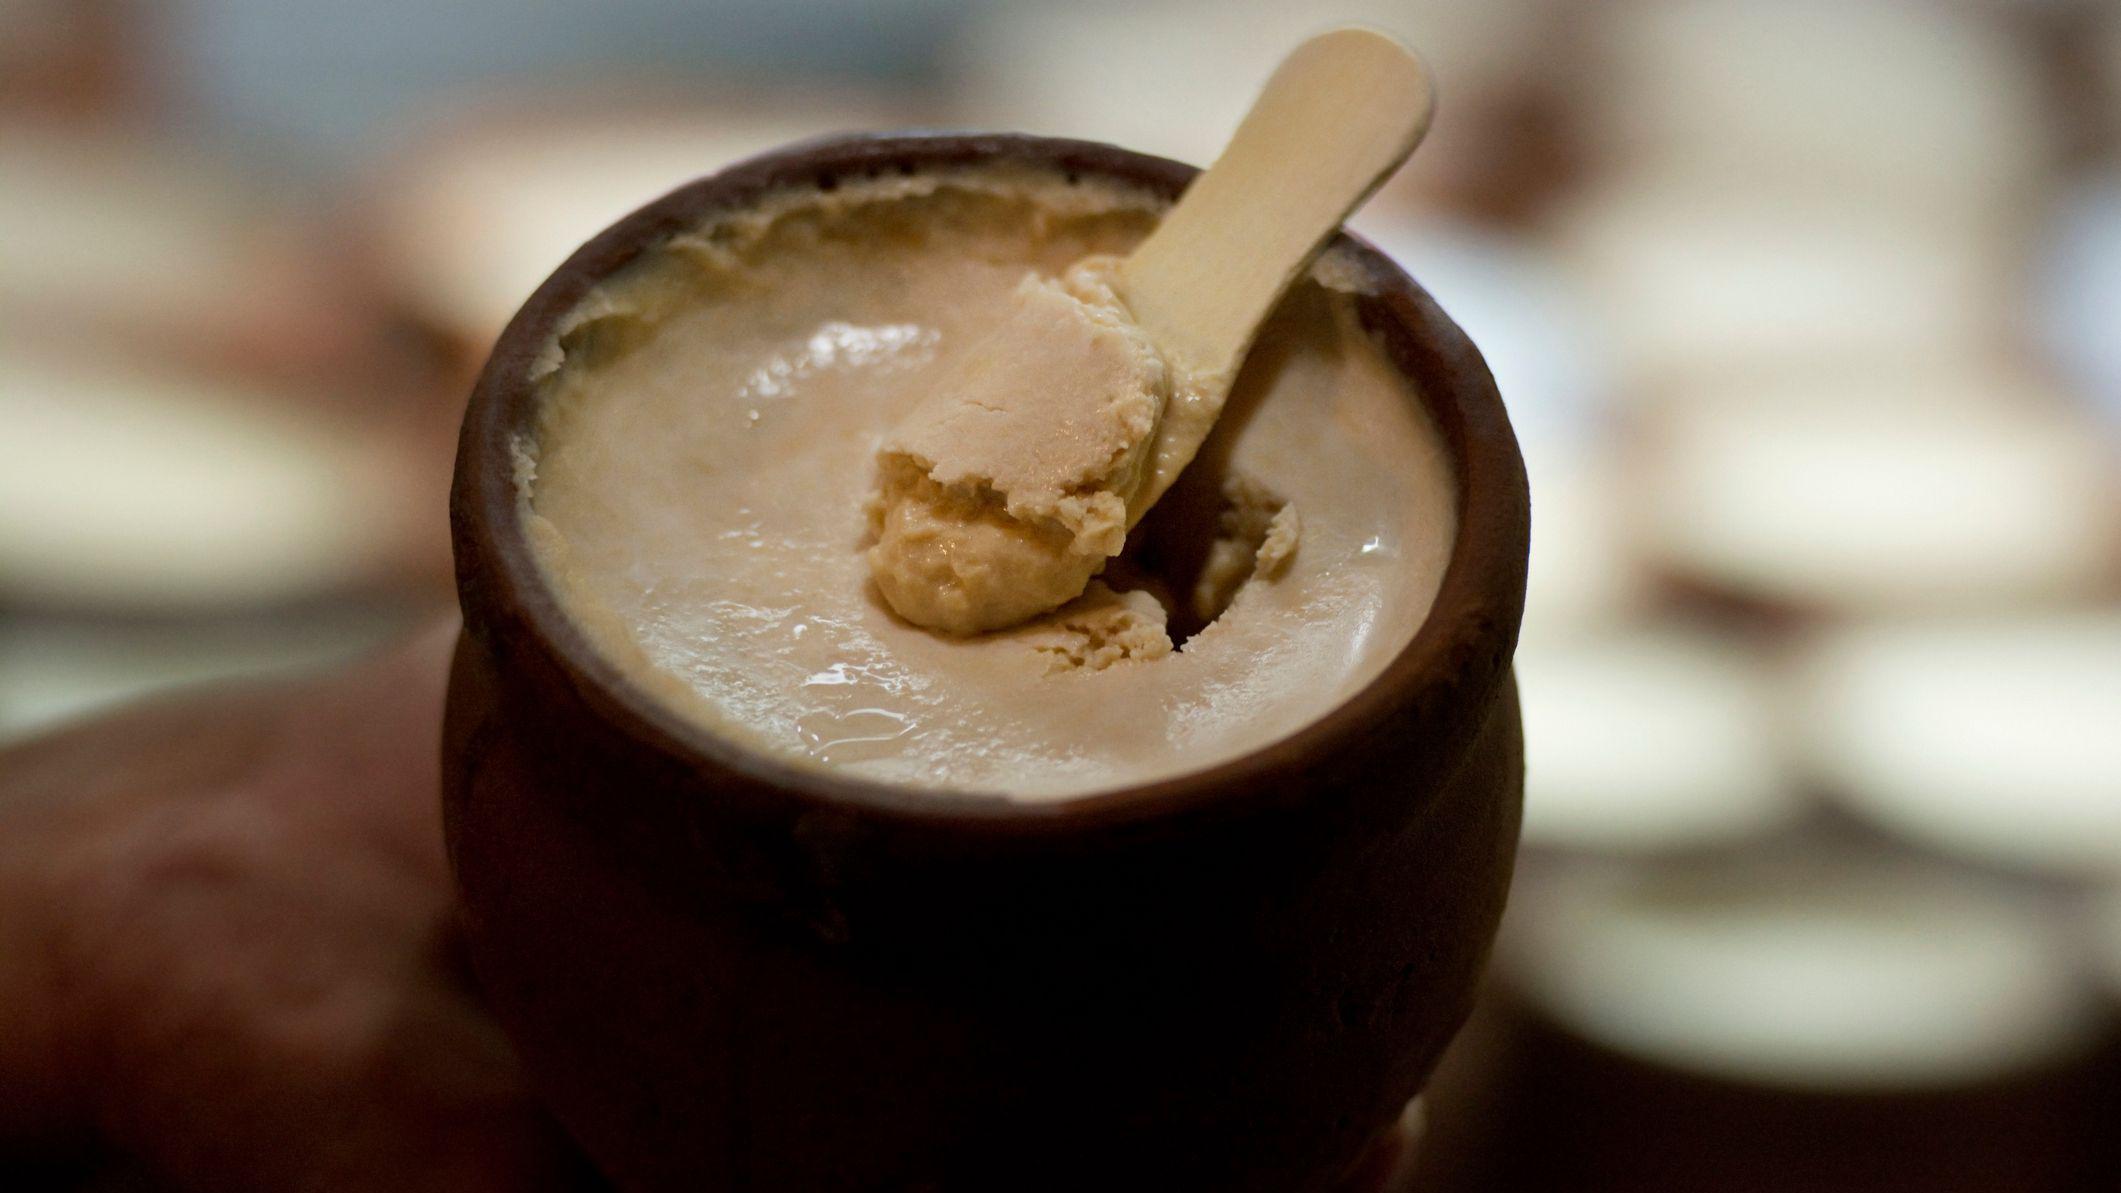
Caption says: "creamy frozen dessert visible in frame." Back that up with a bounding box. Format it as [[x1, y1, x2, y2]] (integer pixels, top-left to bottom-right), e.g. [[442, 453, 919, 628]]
[[521, 164, 1455, 798], [865, 258, 1192, 634]]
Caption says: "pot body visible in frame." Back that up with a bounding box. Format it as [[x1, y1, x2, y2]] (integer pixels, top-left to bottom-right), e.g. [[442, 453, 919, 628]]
[[444, 133, 1528, 1193]]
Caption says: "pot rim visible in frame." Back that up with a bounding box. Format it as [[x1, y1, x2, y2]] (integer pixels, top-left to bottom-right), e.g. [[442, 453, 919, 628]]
[[451, 130, 1528, 835]]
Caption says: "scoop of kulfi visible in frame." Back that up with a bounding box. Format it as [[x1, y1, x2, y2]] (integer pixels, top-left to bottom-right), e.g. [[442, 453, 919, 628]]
[[867, 257, 1176, 634]]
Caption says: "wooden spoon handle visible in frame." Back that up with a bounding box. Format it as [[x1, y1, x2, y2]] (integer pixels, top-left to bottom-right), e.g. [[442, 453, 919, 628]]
[[1117, 28, 1434, 385]]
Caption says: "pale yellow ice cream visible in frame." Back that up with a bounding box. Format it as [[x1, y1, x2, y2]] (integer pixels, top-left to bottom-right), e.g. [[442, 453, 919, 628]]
[[521, 165, 1455, 799], [866, 258, 1189, 634]]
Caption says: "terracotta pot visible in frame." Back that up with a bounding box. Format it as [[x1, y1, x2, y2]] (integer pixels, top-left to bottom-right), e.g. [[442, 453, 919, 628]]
[[443, 132, 1528, 1193]]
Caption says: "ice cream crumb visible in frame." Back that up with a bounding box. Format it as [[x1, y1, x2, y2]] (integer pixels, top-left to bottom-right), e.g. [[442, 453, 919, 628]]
[[1026, 581, 1175, 673], [1256, 504, 1301, 578], [1190, 474, 1301, 622]]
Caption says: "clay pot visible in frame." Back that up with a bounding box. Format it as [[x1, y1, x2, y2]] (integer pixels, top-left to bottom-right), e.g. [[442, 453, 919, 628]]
[[443, 132, 1528, 1193]]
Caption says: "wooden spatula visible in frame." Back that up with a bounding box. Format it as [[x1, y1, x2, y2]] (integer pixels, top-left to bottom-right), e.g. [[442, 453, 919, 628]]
[[1119, 27, 1434, 508]]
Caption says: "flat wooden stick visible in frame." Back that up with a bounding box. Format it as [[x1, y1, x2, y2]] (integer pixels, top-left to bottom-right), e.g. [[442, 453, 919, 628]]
[[1119, 27, 1434, 390], [865, 28, 1436, 636]]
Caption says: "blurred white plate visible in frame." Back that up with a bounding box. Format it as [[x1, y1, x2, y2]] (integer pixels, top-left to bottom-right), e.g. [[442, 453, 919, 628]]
[[0, 347, 398, 612], [366, 85, 924, 346], [0, 127, 285, 350], [1504, 857, 2102, 1088], [1639, 400, 2120, 612], [1515, 627, 1799, 854], [1796, 613, 2121, 881], [1547, 182, 2009, 389], [1580, 0, 2050, 220]]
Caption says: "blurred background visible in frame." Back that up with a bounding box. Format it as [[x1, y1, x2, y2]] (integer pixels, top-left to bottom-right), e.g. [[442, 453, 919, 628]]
[[3, 0, 2118, 1188]]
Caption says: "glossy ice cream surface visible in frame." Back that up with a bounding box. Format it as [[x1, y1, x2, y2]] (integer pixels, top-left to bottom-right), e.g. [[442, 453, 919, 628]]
[[522, 165, 1455, 799]]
